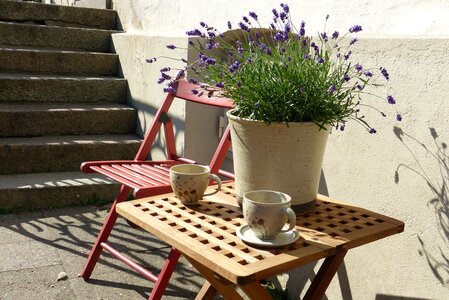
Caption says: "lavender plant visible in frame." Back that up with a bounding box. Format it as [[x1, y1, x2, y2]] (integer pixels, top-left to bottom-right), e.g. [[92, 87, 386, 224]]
[[148, 3, 401, 133]]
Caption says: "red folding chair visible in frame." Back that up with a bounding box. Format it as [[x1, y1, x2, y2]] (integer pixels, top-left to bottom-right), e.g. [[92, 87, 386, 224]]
[[79, 79, 234, 299]]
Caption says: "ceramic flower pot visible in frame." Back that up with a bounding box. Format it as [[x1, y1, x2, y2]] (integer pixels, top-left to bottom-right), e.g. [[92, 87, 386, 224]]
[[227, 109, 330, 214]]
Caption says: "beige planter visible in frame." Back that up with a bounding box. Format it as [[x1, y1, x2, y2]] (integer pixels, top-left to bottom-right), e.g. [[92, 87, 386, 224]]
[[227, 110, 330, 214]]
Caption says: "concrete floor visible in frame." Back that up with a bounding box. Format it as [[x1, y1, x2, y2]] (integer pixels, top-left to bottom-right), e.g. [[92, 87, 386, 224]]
[[0, 205, 206, 299]]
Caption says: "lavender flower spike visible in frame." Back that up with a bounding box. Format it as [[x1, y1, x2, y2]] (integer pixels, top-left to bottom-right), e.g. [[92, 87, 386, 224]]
[[145, 57, 157, 63], [369, 128, 377, 134], [355, 63, 363, 72], [380, 67, 390, 80], [227, 21, 232, 29], [387, 95, 396, 104], [163, 87, 177, 93], [249, 11, 258, 20], [215, 82, 224, 88], [349, 25, 362, 33], [396, 114, 403, 121]]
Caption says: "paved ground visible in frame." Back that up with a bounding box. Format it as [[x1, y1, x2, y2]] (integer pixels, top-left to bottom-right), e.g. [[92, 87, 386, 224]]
[[0, 205, 207, 299]]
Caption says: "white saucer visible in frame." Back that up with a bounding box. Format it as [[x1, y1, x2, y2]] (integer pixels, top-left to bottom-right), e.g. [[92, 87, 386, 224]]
[[236, 225, 300, 248]]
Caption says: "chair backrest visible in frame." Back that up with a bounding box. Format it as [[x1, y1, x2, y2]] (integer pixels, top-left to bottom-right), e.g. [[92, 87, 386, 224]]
[[134, 79, 234, 178]]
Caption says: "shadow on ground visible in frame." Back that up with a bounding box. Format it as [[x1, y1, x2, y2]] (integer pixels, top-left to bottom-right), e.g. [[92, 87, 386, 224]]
[[0, 205, 204, 299]]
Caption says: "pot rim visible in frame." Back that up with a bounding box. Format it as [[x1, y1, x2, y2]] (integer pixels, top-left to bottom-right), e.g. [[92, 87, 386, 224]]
[[226, 109, 330, 129]]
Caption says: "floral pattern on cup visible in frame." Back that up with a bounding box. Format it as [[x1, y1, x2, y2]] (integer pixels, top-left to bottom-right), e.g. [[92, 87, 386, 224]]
[[243, 190, 296, 239], [170, 164, 222, 205]]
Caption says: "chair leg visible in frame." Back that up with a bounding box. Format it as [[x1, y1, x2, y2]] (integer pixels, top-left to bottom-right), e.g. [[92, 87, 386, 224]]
[[148, 247, 181, 300], [80, 185, 132, 280]]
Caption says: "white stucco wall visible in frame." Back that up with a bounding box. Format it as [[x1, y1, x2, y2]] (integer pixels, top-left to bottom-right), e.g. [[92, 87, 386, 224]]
[[111, 0, 449, 299]]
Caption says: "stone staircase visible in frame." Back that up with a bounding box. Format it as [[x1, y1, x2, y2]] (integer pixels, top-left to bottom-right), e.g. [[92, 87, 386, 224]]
[[0, 0, 141, 212]]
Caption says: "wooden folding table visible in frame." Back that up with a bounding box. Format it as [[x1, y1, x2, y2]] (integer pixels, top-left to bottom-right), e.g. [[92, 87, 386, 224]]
[[116, 183, 404, 299]]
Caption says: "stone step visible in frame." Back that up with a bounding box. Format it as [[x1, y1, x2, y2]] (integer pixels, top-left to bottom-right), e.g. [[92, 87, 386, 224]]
[[0, 73, 127, 103], [0, 134, 142, 174], [0, 171, 119, 212], [0, 0, 117, 30], [0, 47, 119, 76], [0, 21, 117, 52], [0, 103, 137, 137]]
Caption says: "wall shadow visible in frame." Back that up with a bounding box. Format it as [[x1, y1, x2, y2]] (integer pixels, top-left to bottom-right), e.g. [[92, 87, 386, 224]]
[[393, 126, 449, 286]]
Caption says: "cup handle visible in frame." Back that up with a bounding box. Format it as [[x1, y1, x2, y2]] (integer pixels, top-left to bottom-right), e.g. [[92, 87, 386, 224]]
[[203, 174, 222, 196], [280, 207, 297, 233]]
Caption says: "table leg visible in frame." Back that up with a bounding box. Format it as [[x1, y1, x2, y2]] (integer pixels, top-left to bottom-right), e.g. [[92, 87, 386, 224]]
[[303, 249, 348, 300], [239, 281, 274, 300], [185, 257, 243, 300], [195, 281, 216, 300]]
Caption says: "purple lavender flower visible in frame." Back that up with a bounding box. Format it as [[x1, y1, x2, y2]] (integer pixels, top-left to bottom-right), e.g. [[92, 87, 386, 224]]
[[266, 47, 272, 56], [145, 57, 157, 63], [175, 70, 185, 80], [320, 32, 328, 42], [343, 50, 352, 60], [163, 87, 177, 93], [299, 27, 305, 36], [215, 82, 224, 88], [188, 78, 198, 84], [356, 84, 364, 90], [247, 58, 253, 63], [349, 25, 363, 33], [274, 32, 284, 42], [160, 67, 171, 72], [350, 38, 358, 45], [369, 128, 377, 134], [227, 21, 232, 29], [344, 74, 351, 82], [157, 77, 165, 84], [272, 9, 279, 18], [206, 58, 216, 65], [249, 11, 258, 20], [270, 23, 276, 30], [280, 11, 287, 21], [280, 3, 289, 13], [228, 61, 240, 73], [166, 44, 176, 50], [355, 63, 363, 72], [237, 47, 244, 53], [387, 95, 396, 104], [332, 31, 339, 39], [198, 91, 204, 97], [380, 67, 390, 80], [238, 22, 250, 32], [259, 44, 267, 51], [237, 82, 242, 87], [396, 114, 402, 121], [188, 41, 194, 46], [364, 70, 373, 77], [317, 57, 325, 64], [191, 89, 199, 95], [328, 85, 336, 94], [285, 23, 291, 34], [186, 29, 202, 36], [161, 73, 171, 80], [200, 22, 207, 27], [243, 16, 250, 24], [205, 43, 212, 50]]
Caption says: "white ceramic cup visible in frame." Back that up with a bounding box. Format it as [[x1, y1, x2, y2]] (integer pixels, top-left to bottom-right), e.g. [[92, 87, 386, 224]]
[[170, 164, 222, 205], [243, 190, 296, 239]]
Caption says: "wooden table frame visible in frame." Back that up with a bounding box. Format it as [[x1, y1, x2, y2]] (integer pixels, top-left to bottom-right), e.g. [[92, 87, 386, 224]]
[[116, 183, 404, 299]]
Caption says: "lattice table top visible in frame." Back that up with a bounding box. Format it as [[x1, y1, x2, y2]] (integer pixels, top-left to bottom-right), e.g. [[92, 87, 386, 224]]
[[116, 183, 404, 285]]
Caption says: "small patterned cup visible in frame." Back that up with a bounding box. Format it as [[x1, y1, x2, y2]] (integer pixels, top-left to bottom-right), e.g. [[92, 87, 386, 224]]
[[170, 164, 222, 205], [243, 190, 296, 239]]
